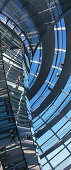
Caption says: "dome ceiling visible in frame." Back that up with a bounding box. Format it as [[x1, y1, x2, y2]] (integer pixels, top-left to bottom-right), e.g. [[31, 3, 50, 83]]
[[0, 0, 71, 169]]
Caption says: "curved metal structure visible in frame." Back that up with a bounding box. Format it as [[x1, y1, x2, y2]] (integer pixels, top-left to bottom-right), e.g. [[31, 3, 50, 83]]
[[0, 0, 71, 170]]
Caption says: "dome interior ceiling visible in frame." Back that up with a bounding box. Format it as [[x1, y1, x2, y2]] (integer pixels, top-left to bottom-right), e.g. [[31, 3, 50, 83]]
[[0, 0, 71, 169]]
